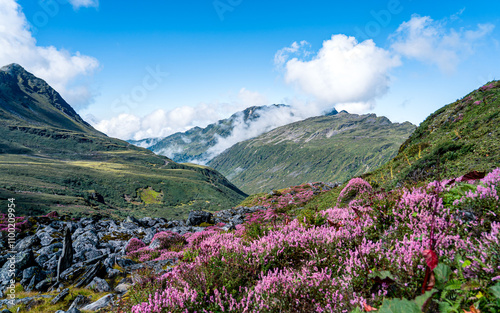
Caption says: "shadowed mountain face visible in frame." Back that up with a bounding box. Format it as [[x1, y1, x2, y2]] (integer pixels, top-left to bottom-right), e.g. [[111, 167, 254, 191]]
[[0, 64, 98, 135], [0, 64, 247, 218], [208, 112, 416, 194]]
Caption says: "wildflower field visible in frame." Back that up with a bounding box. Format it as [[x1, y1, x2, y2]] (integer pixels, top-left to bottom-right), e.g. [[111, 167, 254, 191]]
[[117, 169, 500, 313]]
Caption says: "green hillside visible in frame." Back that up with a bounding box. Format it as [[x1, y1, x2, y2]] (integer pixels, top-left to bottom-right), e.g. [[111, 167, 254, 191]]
[[208, 112, 415, 194], [363, 81, 500, 187], [0, 64, 247, 218]]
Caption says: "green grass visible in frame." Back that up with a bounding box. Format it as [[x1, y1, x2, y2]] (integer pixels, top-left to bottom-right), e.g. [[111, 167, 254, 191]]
[[363, 81, 500, 188], [0, 123, 246, 219]]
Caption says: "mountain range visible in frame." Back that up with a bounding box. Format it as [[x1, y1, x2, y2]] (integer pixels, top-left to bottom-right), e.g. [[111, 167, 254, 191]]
[[0, 64, 247, 219], [129, 104, 293, 163], [208, 112, 415, 194]]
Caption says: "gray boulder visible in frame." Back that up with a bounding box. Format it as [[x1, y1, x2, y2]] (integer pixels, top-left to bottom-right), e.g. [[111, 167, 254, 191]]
[[80, 294, 113, 311], [35, 279, 51, 291], [186, 210, 213, 226], [20, 266, 45, 290], [68, 295, 88, 310], [86, 277, 110, 292], [14, 235, 40, 251], [51, 288, 69, 305], [74, 262, 103, 288]]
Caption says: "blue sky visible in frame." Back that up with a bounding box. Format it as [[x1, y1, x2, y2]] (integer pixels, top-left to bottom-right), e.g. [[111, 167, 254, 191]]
[[2, 0, 500, 140]]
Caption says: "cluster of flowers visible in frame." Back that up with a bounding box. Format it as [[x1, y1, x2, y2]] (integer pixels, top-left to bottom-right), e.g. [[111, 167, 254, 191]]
[[0, 214, 29, 233], [126, 231, 185, 262], [250, 183, 328, 210], [127, 169, 500, 313], [480, 82, 496, 92]]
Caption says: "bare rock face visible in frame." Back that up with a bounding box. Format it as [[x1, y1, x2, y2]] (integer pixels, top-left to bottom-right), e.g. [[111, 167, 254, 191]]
[[57, 227, 74, 282]]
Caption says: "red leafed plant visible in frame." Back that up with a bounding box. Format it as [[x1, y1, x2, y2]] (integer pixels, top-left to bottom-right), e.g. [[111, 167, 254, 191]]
[[422, 192, 439, 293], [363, 302, 378, 311]]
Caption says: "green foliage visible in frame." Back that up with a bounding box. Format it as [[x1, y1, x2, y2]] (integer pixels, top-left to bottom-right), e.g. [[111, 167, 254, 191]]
[[244, 221, 269, 240], [441, 183, 477, 208], [137, 186, 163, 204], [296, 208, 326, 226], [365, 81, 500, 188], [378, 298, 422, 313]]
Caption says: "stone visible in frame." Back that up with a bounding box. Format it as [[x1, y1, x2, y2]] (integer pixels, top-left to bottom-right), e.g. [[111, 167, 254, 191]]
[[74, 262, 103, 288], [25, 275, 37, 292], [59, 264, 86, 281], [44, 254, 60, 273], [68, 295, 87, 310], [0, 250, 35, 285], [57, 227, 74, 282], [36, 242, 63, 256], [86, 277, 110, 292], [80, 294, 113, 311], [14, 235, 40, 251], [114, 283, 132, 293], [72, 230, 99, 254], [35, 279, 51, 291], [84, 249, 103, 261], [125, 216, 140, 224], [36, 226, 59, 246], [106, 268, 121, 279], [35, 254, 49, 268], [20, 266, 45, 290], [66, 308, 82, 313], [230, 214, 245, 225], [51, 288, 69, 305], [221, 223, 236, 231], [116, 258, 136, 268], [186, 210, 213, 226], [139, 216, 157, 227]]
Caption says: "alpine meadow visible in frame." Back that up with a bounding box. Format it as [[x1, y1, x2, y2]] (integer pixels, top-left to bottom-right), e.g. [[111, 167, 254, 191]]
[[0, 1, 500, 313]]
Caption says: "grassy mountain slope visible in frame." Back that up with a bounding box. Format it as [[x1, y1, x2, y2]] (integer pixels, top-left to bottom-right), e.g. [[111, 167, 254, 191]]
[[129, 104, 289, 163], [362, 81, 500, 187], [208, 112, 415, 194], [0, 64, 247, 218]]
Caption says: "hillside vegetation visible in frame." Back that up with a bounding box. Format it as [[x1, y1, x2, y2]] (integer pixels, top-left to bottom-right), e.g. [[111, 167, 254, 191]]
[[209, 112, 415, 194], [0, 64, 247, 218], [363, 81, 500, 188]]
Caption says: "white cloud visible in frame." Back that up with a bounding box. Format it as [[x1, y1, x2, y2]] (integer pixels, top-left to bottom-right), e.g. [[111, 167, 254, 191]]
[[68, 0, 99, 9], [274, 40, 310, 67], [200, 105, 302, 163], [0, 0, 99, 109], [277, 35, 401, 113], [94, 113, 141, 139], [391, 14, 494, 74], [94, 88, 270, 140]]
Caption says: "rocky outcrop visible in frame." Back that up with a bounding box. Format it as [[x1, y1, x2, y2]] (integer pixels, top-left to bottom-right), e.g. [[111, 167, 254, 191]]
[[0, 205, 266, 311], [57, 227, 74, 282]]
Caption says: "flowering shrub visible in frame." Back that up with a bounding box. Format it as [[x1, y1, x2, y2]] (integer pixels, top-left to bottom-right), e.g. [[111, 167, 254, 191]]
[[124, 169, 500, 313], [149, 231, 186, 250], [125, 238, 146, 253], [480, 82, 496, 91], [337, 177, 372, 205], [0, 214, 29, 233]]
